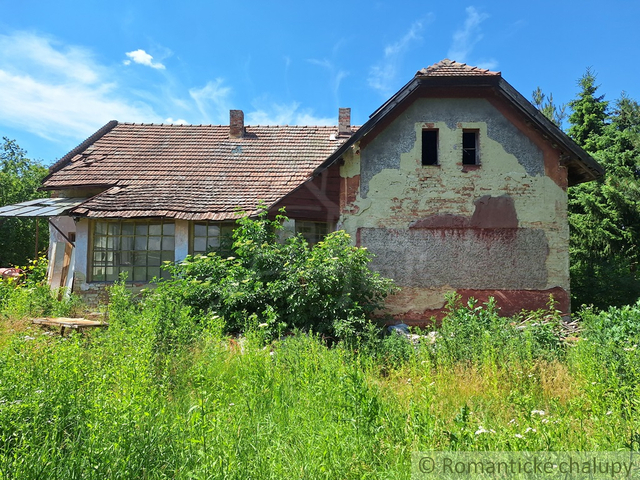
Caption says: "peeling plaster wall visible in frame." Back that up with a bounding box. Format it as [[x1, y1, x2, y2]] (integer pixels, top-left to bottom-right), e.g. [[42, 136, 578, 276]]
[[339, 97, 570, 320]]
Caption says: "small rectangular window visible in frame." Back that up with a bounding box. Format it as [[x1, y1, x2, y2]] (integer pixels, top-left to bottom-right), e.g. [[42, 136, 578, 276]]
[[192, 221, 235, 255], [422, 130, 438, 166], [462, 130, 479, 165], [295, 221, 330, 245]]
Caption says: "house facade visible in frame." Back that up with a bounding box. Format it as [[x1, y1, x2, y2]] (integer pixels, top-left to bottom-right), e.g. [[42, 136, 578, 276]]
[[0, 60, 603, 320], [319, 60, 603, 320]]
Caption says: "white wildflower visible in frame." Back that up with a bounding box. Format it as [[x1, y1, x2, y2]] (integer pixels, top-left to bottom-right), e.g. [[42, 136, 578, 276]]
[[514, 434, 524, 438], [524, 427, 537, 434], [531, 409, 546, 416]]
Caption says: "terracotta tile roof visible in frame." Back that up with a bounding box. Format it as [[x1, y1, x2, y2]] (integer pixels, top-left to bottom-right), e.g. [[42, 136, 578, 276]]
[[44, 123, 351, 220], [416, 59, 501, 77]]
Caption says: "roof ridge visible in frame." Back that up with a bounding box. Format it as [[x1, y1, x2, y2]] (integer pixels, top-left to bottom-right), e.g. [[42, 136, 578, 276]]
[[116, 122, 339, 128], [416, 58, 501, 77]]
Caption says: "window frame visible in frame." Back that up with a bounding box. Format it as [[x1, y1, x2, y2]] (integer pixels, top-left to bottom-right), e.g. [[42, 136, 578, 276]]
[[89, 219, 175, 283], [421, 129, 439, 166], [295, 221, 331, 245], [462, 129, 480, 166], [190, 221, 235, 255]]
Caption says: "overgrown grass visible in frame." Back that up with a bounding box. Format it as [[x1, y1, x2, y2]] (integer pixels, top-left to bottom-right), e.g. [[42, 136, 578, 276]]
[[0, 281, 639, 478], [0, 257, 83, 338]]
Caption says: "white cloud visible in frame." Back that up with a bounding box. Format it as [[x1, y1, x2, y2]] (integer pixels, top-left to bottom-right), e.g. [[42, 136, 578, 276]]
[[124, 49, 165, 70], [164, 117, 189, 125], [246, 102, 334, 126], [448, 7, 490, 63], [0, 32, 161, 142], [189, 79, 233, 124], [308, 58, 349, 98], [0, 31, 100, 84], [0, 31, 338, 149], [476, 59, 499, 71], [368, 19, 427, 97]]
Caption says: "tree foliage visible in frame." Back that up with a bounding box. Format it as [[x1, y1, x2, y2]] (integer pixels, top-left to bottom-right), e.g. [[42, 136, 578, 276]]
[[532, 86, 567, 127], [567, 68, 609, 150], [0, 138, 49, 267], [566, 72, 640, 309]]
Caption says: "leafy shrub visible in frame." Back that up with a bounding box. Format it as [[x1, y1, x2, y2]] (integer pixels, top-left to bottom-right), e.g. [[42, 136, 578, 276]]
[[159, 208, 396, 340], [430, 294, 565, 365], [572, 301, 640, 408], [0, 256, 81, 320]]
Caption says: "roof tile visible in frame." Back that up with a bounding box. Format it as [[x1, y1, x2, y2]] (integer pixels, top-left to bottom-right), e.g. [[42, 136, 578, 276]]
[[416, 58, 501, 77], [44, 123, 350, 219]]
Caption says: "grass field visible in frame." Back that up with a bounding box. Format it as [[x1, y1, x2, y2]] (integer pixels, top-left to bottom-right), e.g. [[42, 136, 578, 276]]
[[0, 279, 639, 479]]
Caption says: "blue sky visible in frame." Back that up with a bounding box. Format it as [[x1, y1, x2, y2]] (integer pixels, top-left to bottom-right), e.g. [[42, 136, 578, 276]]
[[2, 0, 639, 164]]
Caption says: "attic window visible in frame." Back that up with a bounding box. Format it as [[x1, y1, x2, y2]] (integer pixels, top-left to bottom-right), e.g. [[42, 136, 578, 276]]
[[462, 130, 479, 165], [421, 129, 438, 166]]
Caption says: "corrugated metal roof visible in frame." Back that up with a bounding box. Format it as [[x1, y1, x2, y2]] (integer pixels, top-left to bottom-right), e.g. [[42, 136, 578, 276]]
[[0, 197, 89, 217]]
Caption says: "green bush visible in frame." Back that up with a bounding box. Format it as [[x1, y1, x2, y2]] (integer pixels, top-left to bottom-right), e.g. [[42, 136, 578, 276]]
[[0, 256, 81, 320], [159, 209, 396, 341], [571, 301, 640, 410], [429, 294, 565, 365]]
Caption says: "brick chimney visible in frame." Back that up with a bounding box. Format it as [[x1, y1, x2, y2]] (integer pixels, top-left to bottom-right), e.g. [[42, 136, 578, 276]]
[[230, 110, 244, 138], [338, 108, 351, 136]]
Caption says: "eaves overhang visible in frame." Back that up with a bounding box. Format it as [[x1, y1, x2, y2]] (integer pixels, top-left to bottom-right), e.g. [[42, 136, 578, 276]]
[[314, 74, 603, 186]]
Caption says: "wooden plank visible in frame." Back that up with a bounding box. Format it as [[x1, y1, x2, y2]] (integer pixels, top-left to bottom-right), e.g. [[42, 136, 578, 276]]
[[56, 242, 73, 299], [32, 317, 109, 336]]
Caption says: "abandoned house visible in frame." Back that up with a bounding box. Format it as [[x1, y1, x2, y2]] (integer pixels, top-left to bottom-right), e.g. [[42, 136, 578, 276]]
[[0, 59, 603, 321]]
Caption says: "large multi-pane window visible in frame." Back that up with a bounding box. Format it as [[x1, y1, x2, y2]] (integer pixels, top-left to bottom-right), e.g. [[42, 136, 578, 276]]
[[295, 221, 330, 245], [192, 222, 235, 255], [91, 220, 175, 282]]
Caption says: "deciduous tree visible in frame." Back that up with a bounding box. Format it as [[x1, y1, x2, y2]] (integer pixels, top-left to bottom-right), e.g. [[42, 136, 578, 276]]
[[0, 138, 49, 266]]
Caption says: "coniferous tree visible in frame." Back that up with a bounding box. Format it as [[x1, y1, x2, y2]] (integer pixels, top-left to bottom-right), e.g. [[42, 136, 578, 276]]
[[532, 87, 567, 128], [567, 71, 640, 309], [567, 68, 608, 150]]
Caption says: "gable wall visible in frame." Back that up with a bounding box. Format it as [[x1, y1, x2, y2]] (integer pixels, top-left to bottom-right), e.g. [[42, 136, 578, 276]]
[[270, 164, 341, 223], [339, 96, 570, 322]]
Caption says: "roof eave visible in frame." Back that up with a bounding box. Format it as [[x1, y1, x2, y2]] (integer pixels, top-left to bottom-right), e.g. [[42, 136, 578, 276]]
[[314, 77, 423, 174], [43, 120, 119, 183], [495, 78, 604, 185], [316, 75, 603, 186]]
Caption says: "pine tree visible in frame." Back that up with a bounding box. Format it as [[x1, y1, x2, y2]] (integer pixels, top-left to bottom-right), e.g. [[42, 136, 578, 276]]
[[532, 87, 567, 128], [567, 73, 640, 309], [567, 68, 608, 151]]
